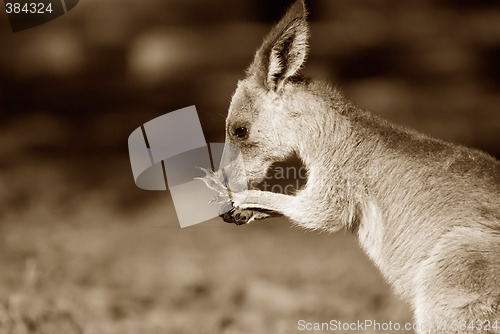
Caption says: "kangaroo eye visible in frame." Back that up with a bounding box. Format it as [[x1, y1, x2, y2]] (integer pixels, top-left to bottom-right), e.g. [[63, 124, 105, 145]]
[[234, 127, 248, 139]]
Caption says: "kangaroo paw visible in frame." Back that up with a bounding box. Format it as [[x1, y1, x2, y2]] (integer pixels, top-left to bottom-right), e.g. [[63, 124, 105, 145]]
[[221, 206, 270, 225]]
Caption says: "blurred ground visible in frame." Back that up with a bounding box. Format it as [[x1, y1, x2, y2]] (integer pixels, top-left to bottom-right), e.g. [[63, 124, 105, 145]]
[[0, 0, 499, 333]]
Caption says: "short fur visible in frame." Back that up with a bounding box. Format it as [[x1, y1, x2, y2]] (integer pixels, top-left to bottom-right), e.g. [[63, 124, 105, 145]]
[[223, 1, 500, 332]]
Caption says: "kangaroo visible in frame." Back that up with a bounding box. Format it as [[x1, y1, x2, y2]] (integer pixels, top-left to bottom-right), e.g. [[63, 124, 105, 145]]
[[218, 0, 500, 333]]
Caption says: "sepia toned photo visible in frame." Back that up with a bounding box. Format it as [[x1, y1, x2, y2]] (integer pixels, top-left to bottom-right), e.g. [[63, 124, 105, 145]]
[[0, 1, 499, 333]]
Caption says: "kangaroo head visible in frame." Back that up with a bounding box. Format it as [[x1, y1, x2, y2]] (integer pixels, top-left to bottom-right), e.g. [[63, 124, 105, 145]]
[[225, 0, 309, 184]]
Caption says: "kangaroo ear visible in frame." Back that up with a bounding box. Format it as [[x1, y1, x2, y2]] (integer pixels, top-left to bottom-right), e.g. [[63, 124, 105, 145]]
[[249, 0, 309, 92]]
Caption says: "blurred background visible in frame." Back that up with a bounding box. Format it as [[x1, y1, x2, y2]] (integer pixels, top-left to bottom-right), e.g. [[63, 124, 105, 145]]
[[0, 0, 499, 333]]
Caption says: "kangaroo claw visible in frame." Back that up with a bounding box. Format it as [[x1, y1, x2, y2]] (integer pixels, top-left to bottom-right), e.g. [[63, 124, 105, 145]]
[[220, 204, 272, 225]]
